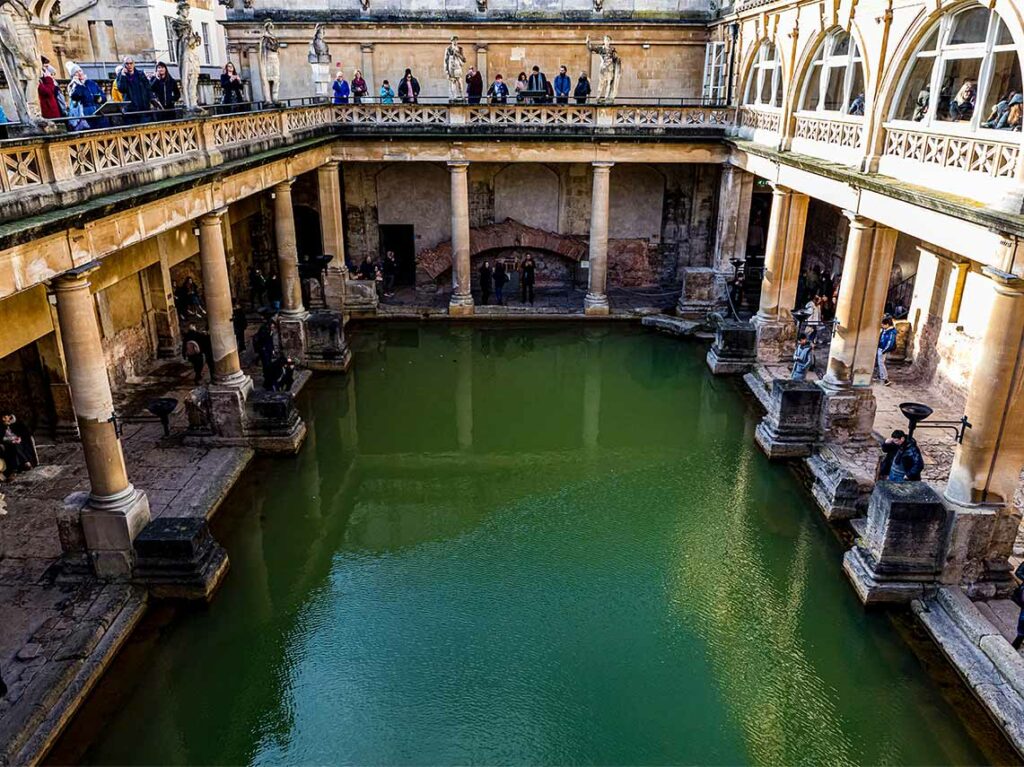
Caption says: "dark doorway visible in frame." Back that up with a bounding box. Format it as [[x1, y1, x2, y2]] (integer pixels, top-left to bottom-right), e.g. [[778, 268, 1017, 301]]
[[379, 225, 416, 286], [0, 344, 55, 434], [294, 205, 324, 260]]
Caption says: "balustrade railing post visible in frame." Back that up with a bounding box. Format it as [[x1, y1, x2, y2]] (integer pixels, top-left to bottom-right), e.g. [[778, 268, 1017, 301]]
[[47, 141, 74, 184]]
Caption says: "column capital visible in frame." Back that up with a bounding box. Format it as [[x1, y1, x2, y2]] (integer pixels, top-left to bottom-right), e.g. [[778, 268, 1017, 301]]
[[200, 207, 228, 226], [320, 160, 340, 171], [52, 261, 101, 290], [592, 160, 614, 170], [475, 43, 488, 52], [768, 181, 791, 196], [982, 266, 1024, 293], [447, 160, 470, 171], [360, 42, 374, 53], [272, 179, 295, 194]]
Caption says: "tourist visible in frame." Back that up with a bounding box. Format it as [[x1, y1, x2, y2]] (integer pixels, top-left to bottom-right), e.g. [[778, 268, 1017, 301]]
[[232, 305, 248, 351], [398, 69, 420, 103], [948, 78, 976, 121], [332, 70, 350, 104], [374, 264, 384, 300], [879, 429, 924, 482], [493, 261, 508, 304], [508, 257, 521, 302], [37, 64, 62, 120], [804, 294, 823, 342], [383, 250, 398, 296], [358, 255, 376, 280], [515, 71, 529, 102], [267, 272, 282, 310], [249, 265, 267, 307], [267, 354, 296, 392], [982, 92, 1022, 129], [877, 316, 896, 386], [465, 66, 483, 105], [176, 276, 206, 318], [182, 324, 208, 385], [913, 84, 930, 121], [351, 69, 368, 104], [554, 65, 571, 105], [117, 57, 155, 123], [221, 62, 245, 109], [791, 334, 814, 380], [848, 92, 865, 116], [527, 65, 549, 102], [1, 413, 36, 474], [479, 260, 492, 305], [150, 62, 180, 116], [487, 74, 509, 104], [522, 255, 536, 304], [253, 319, 276, 384], [574, 72, 591, 104], [68, 67, 107, 130], [380, 79, 395, 104]]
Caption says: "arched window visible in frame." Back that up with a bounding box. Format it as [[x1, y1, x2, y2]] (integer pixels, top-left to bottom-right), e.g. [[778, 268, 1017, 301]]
[[744, 42, 783, 108], [892, 5, 1022, 131], [800, 30, 866, 115]]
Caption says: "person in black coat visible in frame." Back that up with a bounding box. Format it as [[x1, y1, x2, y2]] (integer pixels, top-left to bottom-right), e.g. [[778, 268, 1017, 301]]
[[465, 67, 484, 105], [879, 430, 925, 482], [1, 414, 36, 473], [149, 62, 181, 116], [398, 69, 421, 103], [182, 324, 211, 384], [253, 319, 276, 385], [358, 256, 376, 280], [493, 261, 508, 305], [220, 62, 245, 108], [574, 73, 591, 104], [116, 57, 154, 122], [522, 255, 536, 304], [232, 305, 248, 351], [478, 260, 493, 305]]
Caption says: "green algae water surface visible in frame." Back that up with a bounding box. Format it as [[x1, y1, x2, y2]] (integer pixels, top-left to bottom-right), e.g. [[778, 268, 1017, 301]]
[[60, 323, 996, 766]]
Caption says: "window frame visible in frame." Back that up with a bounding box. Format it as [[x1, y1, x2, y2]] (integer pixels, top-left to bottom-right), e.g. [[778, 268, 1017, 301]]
[[163, 16, 177, 63], [702, 41, 727, 104], [201, 21, 212, 65], [744, 41, 783, 109], [798, 30, 865, 115]]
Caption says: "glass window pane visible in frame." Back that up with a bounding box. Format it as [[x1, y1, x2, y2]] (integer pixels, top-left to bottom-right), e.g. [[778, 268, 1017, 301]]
[[847, 65, 865, 114], [759, 68, 773, 104], [772, 70, 782, 106], [980, 51, 1023, 129], [897, 56, 936, 120], [996, 18, 1013, 45], [832, 32, 850, 57], [948, 7, 990, 45], [936, 58, 982, 121], [823, 66, 845, 110], [802, 63, 822, 110], [920, 26, 939, 52]]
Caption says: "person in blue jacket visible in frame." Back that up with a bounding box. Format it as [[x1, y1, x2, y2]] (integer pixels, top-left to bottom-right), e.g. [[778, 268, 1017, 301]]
[[553, 65, 571, 104], [879, 430, 924, 482], [791, 334, 814, 380], [332, 70, 350, 104], [877, 315, 897, 386]]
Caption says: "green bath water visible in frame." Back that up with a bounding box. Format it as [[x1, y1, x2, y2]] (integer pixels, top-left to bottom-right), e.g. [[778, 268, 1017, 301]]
[[54, 323, 1000, 765]]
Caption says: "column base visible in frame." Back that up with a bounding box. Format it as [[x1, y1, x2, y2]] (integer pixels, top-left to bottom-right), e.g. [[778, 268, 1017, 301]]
[[750, 313, 796, 363], [584, 293, 610, 316], [73, 486, 152, 579], [278, 313, 308, 360], [753, 379, 824, 459], [675, 267, 717, 320], [817, 380, 877, 443], [449, 293, 475, 317], [185, 376, 307, 455], [941, 497, 1020, 599], [133, 516, 230, 601], [344, 279, 379, 316]]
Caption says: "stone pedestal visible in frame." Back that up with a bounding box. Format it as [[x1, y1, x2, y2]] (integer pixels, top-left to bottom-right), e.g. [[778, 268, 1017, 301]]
[[754, 379, 823, 459], [344, 279, 379, 316], [941, 501, 1020, 599], [324, 267, 346, 313], [304, 310, 352, 372], [70, 488, 152, 579], [676, 267, 716, 320], [750, 314, 796, 363], [843, 481, 952, 605], [706, 320, 757, 375], [819, 384, 877, 444], [278, 315, 308, 359], [133, 517, 229, 600], [246, 391, 308, 453], [186, 382, 306, 454], [310, 63, 331, 97], [807, 448, 872, 520]]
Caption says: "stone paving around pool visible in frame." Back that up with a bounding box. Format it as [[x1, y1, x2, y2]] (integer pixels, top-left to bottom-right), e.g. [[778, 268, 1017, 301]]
[[0, 359, 255, 767]]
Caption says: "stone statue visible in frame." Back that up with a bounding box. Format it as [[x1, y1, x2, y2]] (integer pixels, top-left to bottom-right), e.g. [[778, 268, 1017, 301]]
[[0, 0, 43, 124], [359, 0, 369, 9], [172, 0, 203, 110], [307, 23, 330, 64], [476, 0, 486, 9], [259, 19, 281, 103], [585, 34, 622, 103], [444, 35, 466, 102], [593, 0, 603, 9]]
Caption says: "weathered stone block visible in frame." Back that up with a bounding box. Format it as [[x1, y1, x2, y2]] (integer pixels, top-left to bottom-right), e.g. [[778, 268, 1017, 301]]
[[304, 310, 352, 372], [706, 320, 757, 375], [751, 315, 796, 363], [134, 517, 229, 601], [942, 503, 1020, 598], [845, 481, 952, 605], [821, 385, 877, 443], [245, 390, 307, 455], [806, 450, 871, 520], [344, 279, 379, 315], [754, 379, 823, 459], [676, 267, 716, 320], [278, 316, 307, 359]]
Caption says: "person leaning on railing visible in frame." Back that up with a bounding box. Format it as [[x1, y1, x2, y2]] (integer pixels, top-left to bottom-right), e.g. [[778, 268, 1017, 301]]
[[220, 62, 245, 110], [116, 57, 155, 124]]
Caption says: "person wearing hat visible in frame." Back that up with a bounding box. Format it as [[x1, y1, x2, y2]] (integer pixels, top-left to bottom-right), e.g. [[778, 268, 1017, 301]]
[[398, 68, 420, 103]]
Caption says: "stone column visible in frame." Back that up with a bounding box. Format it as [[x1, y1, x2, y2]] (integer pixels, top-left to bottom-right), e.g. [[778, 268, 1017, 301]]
[[711, 165, 754, 302], [448, 161, 475, 316], [907, 246, 955, 381], [751, 185, 809, 361], [476, 45, 488, 86], [585, 161, 614, 316], [198, 209, 248, 387], [941, 265, 1024, 596], [318, 161, 347, 312], [273, 180, 308, 356], [360, 45, 375, 101], [53, 264, 150, 577], [819, 214, 897, 441]]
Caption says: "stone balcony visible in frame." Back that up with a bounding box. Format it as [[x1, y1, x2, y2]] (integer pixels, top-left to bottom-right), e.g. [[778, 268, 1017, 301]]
[[0, 100, 733, 225]]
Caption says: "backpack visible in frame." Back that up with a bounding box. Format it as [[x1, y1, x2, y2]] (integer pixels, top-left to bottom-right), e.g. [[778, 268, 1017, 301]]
[[185, 339, 201, 357]]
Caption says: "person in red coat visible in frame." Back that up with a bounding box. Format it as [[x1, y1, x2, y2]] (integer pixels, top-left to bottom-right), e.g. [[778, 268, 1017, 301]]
[[38, 72, 62, 119]]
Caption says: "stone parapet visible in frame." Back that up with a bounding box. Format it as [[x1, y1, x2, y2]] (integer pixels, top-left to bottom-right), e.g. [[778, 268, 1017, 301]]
[[754, 379, 823, 459], [706, 320, 757, 375], [133, 517, 230, 601]]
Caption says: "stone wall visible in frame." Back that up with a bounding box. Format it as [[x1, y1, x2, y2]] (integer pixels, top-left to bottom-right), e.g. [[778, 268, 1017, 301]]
[[342, 160, 717, 288]]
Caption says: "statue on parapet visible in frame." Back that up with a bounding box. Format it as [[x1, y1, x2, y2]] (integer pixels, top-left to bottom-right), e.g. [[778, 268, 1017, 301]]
[[307, 23, 330, 64], [0, 0, 46, 127], [585, 34, 621, 103], [444, 35, 466, 102], [172, 0, 203, 110], [259, 18, 281, 103]]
